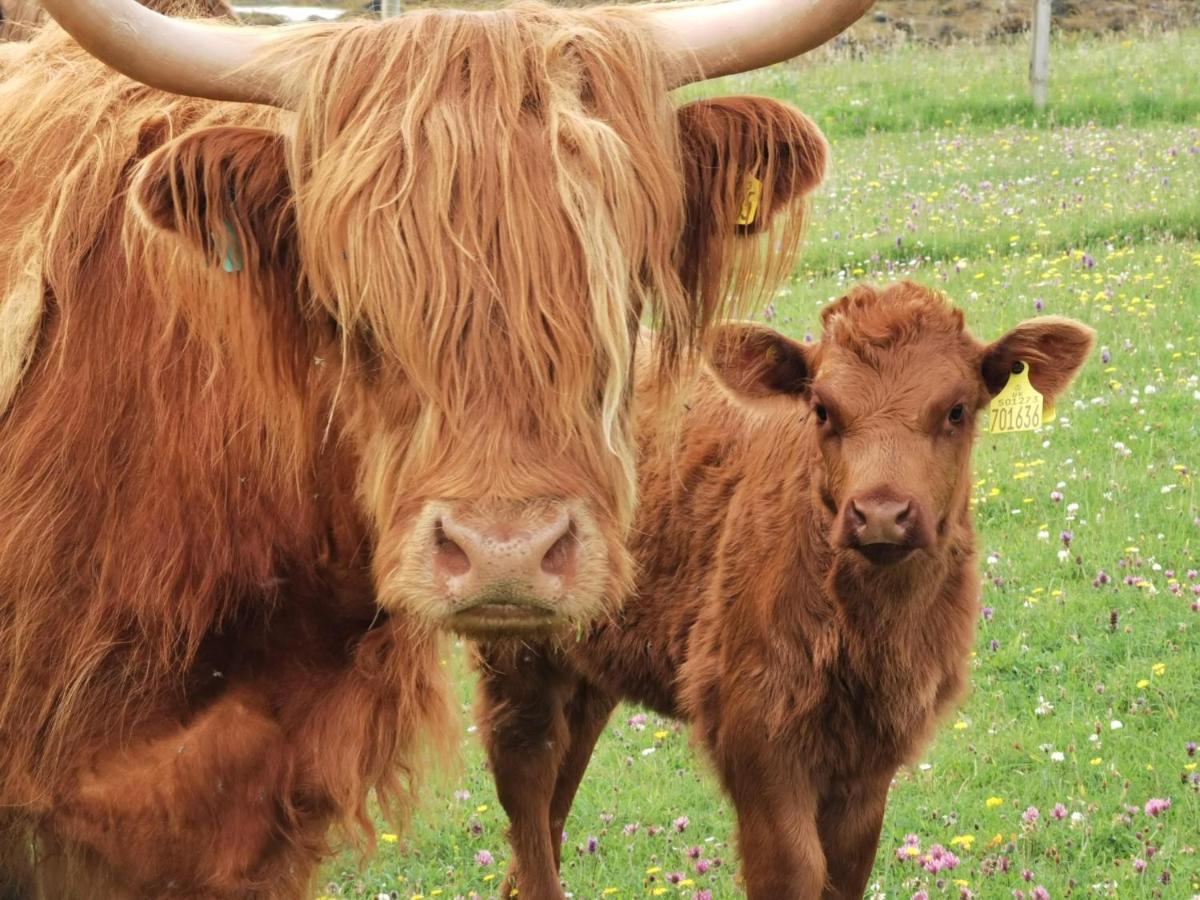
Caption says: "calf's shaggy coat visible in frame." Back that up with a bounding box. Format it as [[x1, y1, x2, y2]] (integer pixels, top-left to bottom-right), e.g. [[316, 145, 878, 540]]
[[476, 282, 1095, 899]]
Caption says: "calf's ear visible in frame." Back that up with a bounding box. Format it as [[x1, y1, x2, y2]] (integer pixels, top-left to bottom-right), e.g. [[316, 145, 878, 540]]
[[706, 322, 811, 403], [676, 97, 828, 324], [131, 125, 295, 278], [981, 317, 1096, 401]]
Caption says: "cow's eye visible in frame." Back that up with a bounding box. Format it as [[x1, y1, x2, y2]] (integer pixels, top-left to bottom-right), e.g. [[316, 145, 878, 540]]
[[814, 403, 829, 425], [948, 404, 966, 424]]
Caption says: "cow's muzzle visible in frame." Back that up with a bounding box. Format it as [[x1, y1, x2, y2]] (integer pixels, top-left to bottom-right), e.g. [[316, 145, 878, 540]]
[[432, 503, 581, 633], [836, 490, 933, 566]]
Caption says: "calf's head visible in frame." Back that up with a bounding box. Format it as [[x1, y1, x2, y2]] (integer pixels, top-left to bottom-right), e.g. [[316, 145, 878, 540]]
[[45, 3, 836, 634], [709, 282, 1095, 567]]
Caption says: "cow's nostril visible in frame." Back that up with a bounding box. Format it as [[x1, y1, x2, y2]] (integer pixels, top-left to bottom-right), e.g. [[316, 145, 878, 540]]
[[539, 521, 577, 578], [847, 500, 866, 529], [895, 502, 912, 526], [433, 520, 472, 578]]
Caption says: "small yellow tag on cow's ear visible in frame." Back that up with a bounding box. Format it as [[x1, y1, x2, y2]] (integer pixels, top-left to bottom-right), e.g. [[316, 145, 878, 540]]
[[1041, 400, 1056, 425], [736, 175, 763, 227], [988, 361, 1044, 434]]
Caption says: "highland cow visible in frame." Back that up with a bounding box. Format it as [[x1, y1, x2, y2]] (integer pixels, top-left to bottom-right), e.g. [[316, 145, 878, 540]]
[[476, 282, 1095, 899], [0, 0, 867, 893]]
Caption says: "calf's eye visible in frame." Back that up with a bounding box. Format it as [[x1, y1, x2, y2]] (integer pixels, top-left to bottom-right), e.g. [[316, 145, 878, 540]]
[[948, 404, 966, 424], [814, 404, 829, 425]]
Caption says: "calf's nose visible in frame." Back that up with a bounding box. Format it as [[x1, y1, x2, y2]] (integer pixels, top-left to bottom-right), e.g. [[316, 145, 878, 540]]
[[848, 496, 913, 546], [432, 506, 579, 603]]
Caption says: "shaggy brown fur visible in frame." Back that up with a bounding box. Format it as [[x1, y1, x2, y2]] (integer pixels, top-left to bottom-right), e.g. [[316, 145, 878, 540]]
[[0, 5, 824, 894], [476, 282, 1095, 899]]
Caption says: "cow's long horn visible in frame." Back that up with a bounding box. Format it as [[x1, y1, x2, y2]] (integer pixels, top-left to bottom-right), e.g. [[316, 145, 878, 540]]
[[649, 0, 875, 85], [37, 0, 287, 106]]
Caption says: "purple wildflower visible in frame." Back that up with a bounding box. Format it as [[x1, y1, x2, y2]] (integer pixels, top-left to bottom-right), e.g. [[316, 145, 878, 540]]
[[475, 850, 494, 867], [1144, 797, 1171, 817]]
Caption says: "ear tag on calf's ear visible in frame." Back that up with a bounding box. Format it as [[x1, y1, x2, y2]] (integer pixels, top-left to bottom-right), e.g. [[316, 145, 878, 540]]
[[736, 175, 762, 227], [989, 361, 1045, 434]]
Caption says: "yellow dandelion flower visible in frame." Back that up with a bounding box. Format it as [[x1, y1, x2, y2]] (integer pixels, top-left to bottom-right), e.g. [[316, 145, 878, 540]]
[[381, 833, 399, 844], [1152, 663, 1166, 676], [986, 797, 1004, 809]]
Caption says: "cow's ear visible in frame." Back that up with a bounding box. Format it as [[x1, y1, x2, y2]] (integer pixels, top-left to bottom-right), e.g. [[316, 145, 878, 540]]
[[706, 322, 812, 403], [981, 317, 1096, 401], [132, 125, 294, 277], [676, 97, 827, 321]]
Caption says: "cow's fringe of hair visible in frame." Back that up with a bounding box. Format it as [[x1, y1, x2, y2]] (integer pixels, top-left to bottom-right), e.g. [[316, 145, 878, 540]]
[[258, 5, 690, 458]]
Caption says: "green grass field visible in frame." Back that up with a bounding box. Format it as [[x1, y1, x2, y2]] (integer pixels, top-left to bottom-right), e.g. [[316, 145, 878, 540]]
[[320, 30, 1200, 899]]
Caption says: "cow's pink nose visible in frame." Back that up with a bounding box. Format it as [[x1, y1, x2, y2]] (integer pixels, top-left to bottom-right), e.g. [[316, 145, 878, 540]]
[[847, 497, 913, 546], [432, 507, 579, 604]]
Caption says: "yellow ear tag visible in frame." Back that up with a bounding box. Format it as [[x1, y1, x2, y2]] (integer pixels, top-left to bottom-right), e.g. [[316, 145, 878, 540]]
[[989, 361, 1044, 434], [736, 175, 762, 227]]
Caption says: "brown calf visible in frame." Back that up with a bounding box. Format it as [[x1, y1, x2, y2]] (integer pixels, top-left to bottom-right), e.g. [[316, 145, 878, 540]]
[[476, 282, 1095, 899]]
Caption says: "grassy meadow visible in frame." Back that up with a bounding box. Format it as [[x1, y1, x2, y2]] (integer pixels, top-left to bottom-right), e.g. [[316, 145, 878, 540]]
[[321, 30, 1200, 900]]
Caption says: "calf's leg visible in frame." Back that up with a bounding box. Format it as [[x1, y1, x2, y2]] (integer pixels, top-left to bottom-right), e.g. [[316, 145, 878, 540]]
[[546, 682, 618, 869], [817, 771, 894, 900], [715, 745, 826, 899], [474, 642, 576, 900]]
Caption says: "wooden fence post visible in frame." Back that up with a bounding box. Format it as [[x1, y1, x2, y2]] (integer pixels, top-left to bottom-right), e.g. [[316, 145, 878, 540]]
[[1030, 0, 1051, 109]]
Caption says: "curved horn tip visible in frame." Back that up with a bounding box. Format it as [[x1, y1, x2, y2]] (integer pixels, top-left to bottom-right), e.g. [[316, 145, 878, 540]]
[[38, 0, 289, 106], [653, 0, 876, 86]]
